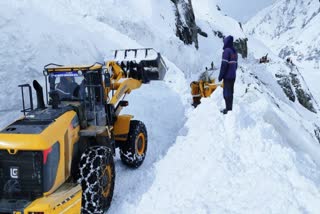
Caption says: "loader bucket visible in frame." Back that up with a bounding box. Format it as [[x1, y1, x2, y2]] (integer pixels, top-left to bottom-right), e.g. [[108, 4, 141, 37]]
[[107, 48, 167, 82]]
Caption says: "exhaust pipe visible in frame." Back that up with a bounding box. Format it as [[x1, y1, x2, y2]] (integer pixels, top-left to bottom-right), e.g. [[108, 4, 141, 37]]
[[33, 80, 46, 110]]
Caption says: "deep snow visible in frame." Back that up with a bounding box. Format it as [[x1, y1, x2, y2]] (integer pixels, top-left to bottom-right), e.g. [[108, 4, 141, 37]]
[[128, 55, 320, 213], [133, 91, 320, 213], [0, 0, 320, 214], [109, 80, 186, 213]]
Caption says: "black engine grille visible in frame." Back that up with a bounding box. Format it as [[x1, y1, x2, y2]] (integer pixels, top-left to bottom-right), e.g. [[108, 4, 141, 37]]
[[0, 150, 43, 200]]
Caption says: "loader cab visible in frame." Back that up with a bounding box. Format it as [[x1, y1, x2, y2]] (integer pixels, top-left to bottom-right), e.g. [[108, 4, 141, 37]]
[[44, 63, 104, 103], [43, 63, 112, 128]]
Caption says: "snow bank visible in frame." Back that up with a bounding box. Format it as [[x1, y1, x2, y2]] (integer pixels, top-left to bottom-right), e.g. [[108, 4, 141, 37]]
[[109, 80, 187, 213], [0, 0, 142, 110], [132, 74, 320, 214]]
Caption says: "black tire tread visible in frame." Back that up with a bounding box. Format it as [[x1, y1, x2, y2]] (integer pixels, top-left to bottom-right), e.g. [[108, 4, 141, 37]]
[[120, 120, 148, 168], [79, 146, 115, 214]]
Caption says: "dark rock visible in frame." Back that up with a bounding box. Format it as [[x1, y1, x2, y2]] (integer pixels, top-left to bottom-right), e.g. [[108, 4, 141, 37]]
[[171, 0, 200, 48], [239, 22, 243, 31], [171, 0, 248, 57], [289, 72, 316, 113], [213, 30, 224, 39], [234, 38, 248, 58], [198, 28, 208, 37], [314, 125, 320, 144], [275, 73, 296, 102], [211, 30, 248, 58], [275, 65, 317, 113]]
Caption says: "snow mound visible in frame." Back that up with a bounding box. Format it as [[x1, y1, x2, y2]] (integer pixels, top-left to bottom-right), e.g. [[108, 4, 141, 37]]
[[132, 76, 320, 214]]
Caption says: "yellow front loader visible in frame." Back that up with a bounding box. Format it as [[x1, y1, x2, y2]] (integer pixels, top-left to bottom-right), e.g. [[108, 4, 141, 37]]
[[0, 48, 167, 214]]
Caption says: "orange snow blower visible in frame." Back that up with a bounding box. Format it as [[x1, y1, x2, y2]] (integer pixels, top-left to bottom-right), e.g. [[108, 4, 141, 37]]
[[190, 67, 223, 107]]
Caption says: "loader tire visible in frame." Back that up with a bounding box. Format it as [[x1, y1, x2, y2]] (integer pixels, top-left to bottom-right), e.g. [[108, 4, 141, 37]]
[[120, 120, 148, 168], [79, 146, 115, 214]]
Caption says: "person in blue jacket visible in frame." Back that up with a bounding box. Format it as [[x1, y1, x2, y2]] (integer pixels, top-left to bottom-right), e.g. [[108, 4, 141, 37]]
[[218, 35, 238, 114]]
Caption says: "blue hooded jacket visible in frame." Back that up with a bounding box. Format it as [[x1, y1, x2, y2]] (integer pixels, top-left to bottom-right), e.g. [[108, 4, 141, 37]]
[[218, 36, 238, 81]]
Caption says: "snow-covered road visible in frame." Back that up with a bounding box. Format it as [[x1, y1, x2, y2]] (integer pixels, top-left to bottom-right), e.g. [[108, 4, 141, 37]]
[[108, 81, 186, 213]]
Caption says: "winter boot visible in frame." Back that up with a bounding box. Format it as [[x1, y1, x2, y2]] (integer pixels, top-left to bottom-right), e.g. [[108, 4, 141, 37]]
[[226, 96, 233, 111], [221, 109, 228, 114], [221, 96, 229, 114]]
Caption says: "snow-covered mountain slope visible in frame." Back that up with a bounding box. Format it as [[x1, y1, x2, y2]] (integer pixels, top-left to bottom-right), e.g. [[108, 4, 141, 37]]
[[248, 38, 319, 114], [245, 0, 320, 111], [50, 0, 248, 75], [245, 0, 320, 63], [0, 0, 320, 213]]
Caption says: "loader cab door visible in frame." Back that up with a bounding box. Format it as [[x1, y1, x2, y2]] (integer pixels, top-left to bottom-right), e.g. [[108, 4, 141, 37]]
[[45, 68, 108, 127], [84, 71, 104, 104], [82, 70, 108, 126]]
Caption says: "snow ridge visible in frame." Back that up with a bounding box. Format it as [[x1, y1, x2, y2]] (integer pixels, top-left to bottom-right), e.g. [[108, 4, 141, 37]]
[[132, 61, 320, 213], [245, 0, 320, 62]]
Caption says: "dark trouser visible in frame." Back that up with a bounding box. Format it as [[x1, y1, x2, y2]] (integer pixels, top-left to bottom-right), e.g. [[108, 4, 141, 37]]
[[223, 79, 235, 111]]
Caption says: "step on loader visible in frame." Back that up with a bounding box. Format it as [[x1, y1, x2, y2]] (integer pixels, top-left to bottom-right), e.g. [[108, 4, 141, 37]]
[[0, 48, 167, 214]]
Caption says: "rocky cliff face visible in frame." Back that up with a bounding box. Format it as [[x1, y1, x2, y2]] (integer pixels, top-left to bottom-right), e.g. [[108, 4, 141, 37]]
[[171, 0, 248, 58], [171, 0, 201, 49], [275, 63, 317, 113]]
